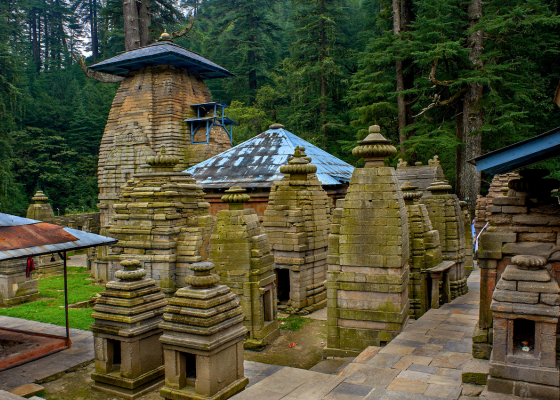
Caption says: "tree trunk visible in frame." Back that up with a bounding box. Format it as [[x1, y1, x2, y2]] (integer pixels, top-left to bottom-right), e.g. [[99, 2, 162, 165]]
[[138, 0, 151, 47], [248, 12, 257, 93], [393, 0, 406, 149], [320, 0, 327, 149], [91, 0, 98, 61], [457, 0, 483, 208], [31, 11, 41, 72], [123, 0, 140, 50]]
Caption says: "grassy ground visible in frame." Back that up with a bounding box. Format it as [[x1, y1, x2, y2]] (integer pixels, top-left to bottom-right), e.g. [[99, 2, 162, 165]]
[[0, 267, 102, 331]]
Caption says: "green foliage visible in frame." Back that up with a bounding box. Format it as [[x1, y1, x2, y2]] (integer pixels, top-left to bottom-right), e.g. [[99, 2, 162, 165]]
[[278, 315, 312, 331], [0, 268, 103, 331]]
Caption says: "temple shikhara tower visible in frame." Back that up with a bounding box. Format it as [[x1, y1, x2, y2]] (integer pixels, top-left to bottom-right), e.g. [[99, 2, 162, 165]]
[[326, 125, 409, 355], [90, 34, 235, 280]]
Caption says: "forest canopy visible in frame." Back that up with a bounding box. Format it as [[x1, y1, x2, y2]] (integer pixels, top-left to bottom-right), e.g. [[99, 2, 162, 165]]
[[1, 0, 560, 215]]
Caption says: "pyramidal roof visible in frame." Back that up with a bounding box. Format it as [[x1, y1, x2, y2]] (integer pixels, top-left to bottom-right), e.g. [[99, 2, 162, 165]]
[[185, 125, 354, 189], [89, 41, 233, 79]]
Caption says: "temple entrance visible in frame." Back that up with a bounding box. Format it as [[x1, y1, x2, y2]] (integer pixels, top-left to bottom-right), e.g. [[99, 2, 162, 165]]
[[275, 269, 290, 305]]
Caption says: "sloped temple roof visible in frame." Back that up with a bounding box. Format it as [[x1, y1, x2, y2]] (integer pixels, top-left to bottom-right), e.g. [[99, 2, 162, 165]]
[[184, 126, 355, 189], [89, 41, 233, 79], [0, 213, 117, 261]]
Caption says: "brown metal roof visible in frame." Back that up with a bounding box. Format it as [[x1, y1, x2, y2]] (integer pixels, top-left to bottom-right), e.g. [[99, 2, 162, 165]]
[[0, 223, 78, 251]]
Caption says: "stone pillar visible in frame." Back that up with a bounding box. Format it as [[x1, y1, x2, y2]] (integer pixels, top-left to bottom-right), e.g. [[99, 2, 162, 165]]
[[159, 262, 248, 400], [99, 147, 215, 292], [401, 182, 443, 319], [91, 260, 167, 399], [488, 255, 559, 399], [262, 146, 330, 314], [209, 186, 280, 349], [460, 200, 474, 277], [422, 180, 468, 299], [0, 259, 40, 306], [325, 125, 409, 356]]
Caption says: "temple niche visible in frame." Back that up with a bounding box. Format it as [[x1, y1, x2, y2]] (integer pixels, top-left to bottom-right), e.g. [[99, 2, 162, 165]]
[[90, 34, 235, 280]]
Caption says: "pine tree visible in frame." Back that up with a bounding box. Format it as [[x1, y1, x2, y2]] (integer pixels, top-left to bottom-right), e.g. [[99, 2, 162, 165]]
[[282, 0, 350, 151]]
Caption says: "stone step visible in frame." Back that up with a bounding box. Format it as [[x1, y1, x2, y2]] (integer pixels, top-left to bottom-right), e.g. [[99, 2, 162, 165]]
[[9, 383, 44, 398], [0, 390, 28, 400], [462, 358, 490, 385]]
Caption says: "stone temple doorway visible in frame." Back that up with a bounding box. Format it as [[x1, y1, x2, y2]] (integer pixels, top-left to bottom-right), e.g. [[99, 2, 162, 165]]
[[275, 269, 290, 305]]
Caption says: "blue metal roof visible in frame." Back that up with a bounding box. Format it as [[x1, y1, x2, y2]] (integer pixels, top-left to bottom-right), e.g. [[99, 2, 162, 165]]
[[89, 42, 233, 79], [469, 126, 560, 175], [184, 126, 355, 188]]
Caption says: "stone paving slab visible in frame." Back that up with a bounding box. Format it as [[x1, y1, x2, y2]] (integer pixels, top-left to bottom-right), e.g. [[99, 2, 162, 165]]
[[0, 316, 93, 391], [233, 267, 490, 400]]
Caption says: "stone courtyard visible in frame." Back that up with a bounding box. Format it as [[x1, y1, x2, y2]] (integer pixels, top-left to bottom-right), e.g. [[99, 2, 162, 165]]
[[1, 32, 559, 400]]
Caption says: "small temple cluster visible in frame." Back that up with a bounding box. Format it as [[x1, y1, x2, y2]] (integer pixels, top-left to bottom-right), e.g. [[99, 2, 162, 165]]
[[5, 30, 560, 400]]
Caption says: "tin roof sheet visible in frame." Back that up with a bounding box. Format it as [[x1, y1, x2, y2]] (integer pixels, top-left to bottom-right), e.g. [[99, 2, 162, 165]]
[[185, 127, 355, 188], [0, 213, 118, 261], [89, 42, 233, 79]]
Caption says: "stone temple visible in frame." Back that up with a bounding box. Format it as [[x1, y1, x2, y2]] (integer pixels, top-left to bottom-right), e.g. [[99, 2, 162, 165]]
[[90, 33, 236, 279]]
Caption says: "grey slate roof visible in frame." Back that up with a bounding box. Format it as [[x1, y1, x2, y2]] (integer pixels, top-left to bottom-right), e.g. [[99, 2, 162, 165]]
[[184, 126, 355, 189], [89, 41, 233, 79]]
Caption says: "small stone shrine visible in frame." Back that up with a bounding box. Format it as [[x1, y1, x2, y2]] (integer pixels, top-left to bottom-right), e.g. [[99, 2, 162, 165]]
[[488, 255, 559, 399], [262, 146, 330, 314], [209, 186, 279, 349], [25, 190, 64, 277], [422, 179, 468, 299], [91, 259, 167, 399], [0, 258, 40, 306], [474, 169, 560, 360], [396, 155, 445, 197], [100, 147, 215, 291], [159, 262, 248, 400], [401, 182, 443, 319], [326, 125, 409, 356]]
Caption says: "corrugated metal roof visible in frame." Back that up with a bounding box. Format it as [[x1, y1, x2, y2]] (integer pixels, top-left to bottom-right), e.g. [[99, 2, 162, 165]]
[[89, 41, 233, 79], [469, 126, 560, 175], [0, 213, 118, 261], [184, 127, 355, 189]]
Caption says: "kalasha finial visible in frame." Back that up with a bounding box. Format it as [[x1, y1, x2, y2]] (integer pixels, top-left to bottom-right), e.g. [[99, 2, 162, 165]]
[[31, 190, 49, 204], [428, 155, 440, 166], [115, 259, 147, 281], [185, 262, 220, 289], [146, 146, 179, 170], [427, 179, 452, 195], [221, 186, 250, 210], [158, 29, 172, 42], [512, 255, 547, 270], [401, 182, 423, 205], [279, 146, 317, 179], [352, 125, 397, 167]]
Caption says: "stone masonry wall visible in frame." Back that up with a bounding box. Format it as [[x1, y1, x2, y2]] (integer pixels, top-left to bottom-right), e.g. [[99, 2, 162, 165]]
[[326, 126, 409, 356], [96, 65, 231, 263], [421, 181, 468, 299], [209, 188, 279, 349], [262, 148, 330, 314], [474, 170, 560, 360], [100, 150, 215, 293]]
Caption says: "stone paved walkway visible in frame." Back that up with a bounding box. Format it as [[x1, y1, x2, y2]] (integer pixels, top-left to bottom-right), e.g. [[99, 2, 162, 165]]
[[0, 317, 94, 391], [233, 268, 483, 400]]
